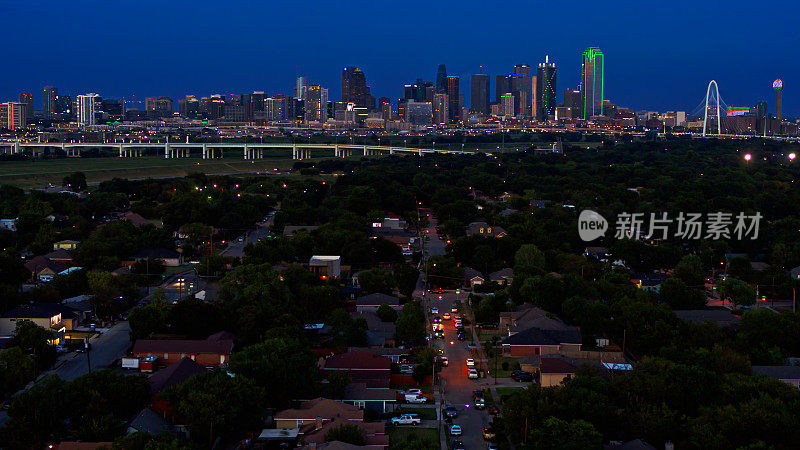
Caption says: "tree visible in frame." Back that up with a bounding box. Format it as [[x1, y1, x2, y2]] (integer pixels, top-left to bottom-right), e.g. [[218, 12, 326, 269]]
[[2, 375, 66, 448], [388, 430, 438, 450], [62, 171, 87, 192], [395, 301, 426, 345], [673, 254, 706, 286], [12, 320, 57, 371], [529, 417, 603, 450], [358, 267, 395, 294], [661, 278, 706, 309], [376, 303, 398, 322], [0, 347, 34, 393], [88, 271, 136, 318], [394, 263, 420, 297], [128, 300, 170, 339], [327, 370, 351, 399], [228, 337, 319, 407], [514, 244, 546, 278], [327, 309, 368, 347], [170, 371, 265, 445], [719, 278, 756, 307]]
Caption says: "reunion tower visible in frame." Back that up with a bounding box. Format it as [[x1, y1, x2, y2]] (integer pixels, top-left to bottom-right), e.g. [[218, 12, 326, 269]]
[[774, 79, 783, 121]]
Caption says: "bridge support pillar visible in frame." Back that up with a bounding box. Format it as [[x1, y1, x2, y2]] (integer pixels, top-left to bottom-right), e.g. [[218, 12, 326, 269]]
[[292, 145, 298, 160], [14, 140, 21, 154], [164, 142, 171, 159], [202, 144, 208, 159]]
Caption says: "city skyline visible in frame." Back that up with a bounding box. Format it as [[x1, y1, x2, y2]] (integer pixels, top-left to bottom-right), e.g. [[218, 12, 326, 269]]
[[1, 1, 797, 116]]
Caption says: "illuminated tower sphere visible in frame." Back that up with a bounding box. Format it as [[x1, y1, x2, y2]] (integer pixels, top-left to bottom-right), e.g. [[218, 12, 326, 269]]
[[774, 79, 783, 121]]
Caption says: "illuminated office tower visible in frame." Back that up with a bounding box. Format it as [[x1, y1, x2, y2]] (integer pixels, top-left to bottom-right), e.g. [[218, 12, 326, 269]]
[[342, 67, 369, 108], [581, 47, 604, 119], [18, 93, 33, 119], [535, 55, 556, 121], [43, 86, 57, 116], [470, 74, 490, 114], [305, 84, 328, 123], [1, 102, 27, 129], [296, 76, 307, 100], [433, 92, 449, 125], [445, 76, 460, 123], [774, 79, 783, 121], [77, 93, 101, 126], [514, 64, 532, 116]]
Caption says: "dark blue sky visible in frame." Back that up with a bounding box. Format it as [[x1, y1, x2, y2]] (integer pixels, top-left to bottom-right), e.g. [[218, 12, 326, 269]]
[[3, 0, 798, 117]]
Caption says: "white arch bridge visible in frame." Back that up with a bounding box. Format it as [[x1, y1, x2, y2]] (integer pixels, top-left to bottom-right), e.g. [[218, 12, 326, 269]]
[[0, 141, 477, 159]]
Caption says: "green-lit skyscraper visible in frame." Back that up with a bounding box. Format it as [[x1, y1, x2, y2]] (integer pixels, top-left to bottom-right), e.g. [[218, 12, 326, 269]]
[[581, 47, 604, 119]]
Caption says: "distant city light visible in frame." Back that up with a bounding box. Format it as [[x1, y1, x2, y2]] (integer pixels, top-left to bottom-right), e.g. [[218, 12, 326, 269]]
[[744, 153, 752, 161], [789, 153, 796, 160]]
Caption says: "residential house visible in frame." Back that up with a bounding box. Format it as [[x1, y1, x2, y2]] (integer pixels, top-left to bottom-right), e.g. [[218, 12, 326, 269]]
[[121, 211, 152, 227], [284, 225, 319, 236], [499, 305, 549, 335], [299, 416, 388, 448], [127, 408, 173, 436], [631, 273, 668, 293], [275, 397, 363, 429], [501, 326, 582, 357], [341, 382, 397, 413], [466, 221, 507, 238], [489, 267, 514, 286], [584, 247, 611, 263], [752, 365, 800, 389], [350, 310, 395, 347], [463, 267, 485, 289], [300, 442, 373, 450], [134, 248, 183, 267], [346, 347, 410, 364], [507, 314, 575, 336], [518, 355, 579, 387], [310, 255, 341, 279], [24, 255, 69, 282], [53, 240, 80, 250], [790, 265, 800, 280], [131, 331, 234, 366], [148, 357, 206, 395], [0, 303, 77, 344], [322, 351, 391, 389], [355, 293, 400, 312], [0, 218, 17, 231], [674, 310, 740, 327]]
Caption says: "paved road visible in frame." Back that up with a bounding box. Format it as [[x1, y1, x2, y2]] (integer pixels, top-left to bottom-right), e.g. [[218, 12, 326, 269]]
[[429, 290, 493, 449], [221, 211, 277, 259], [425, 215, 446, 257], [48, 321, 132, 382]]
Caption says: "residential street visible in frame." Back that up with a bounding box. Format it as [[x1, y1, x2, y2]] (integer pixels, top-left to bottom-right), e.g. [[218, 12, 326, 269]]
[[45, 321, 132, 382]]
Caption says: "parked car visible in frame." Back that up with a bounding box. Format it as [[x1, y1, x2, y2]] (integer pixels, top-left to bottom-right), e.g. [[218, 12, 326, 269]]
[[450, 425, 462, 436], [510, 370, 533, 382], [451, 307, 458, 313], [488, 405, 500, 416], [468, 369, 479, 379], [440, 356, 449, 366], [474, 396, 485, 409], [399, 364, 414, 374], [445, 406, 458, 418], [391, 414, 421, 426], [457, 331, 466, 341], [483, 427, 496, 440], [486, 443, 499, 450], [466, 358, 475, 367], [442, 312, 451, 320], [434, 329, 444, 339], [431, 307, 439, 314], [405, 394, 427, 404], [433, 316, 442, 323], [401, 388, 422, 396]]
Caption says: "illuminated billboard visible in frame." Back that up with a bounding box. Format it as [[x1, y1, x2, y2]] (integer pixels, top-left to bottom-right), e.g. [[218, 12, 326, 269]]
[[726, 107, 749, 116]]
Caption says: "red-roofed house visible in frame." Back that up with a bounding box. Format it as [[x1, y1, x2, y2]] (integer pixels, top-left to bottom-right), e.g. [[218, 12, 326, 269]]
[[322, 351, 391, 389], [132, 332, 234, 366]]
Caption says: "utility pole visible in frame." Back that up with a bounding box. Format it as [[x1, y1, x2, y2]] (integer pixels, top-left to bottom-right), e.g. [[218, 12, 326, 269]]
[[85, 339, 92, 374]]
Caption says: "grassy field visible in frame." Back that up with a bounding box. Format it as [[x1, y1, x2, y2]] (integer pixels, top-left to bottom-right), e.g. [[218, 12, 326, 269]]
[[495, 387, 524, 402], [0, 156, 302, 188]]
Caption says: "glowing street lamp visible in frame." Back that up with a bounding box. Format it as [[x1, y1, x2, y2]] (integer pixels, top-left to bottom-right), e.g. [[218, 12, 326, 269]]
[[789, 153, 797, 161], [744, 153, 752, 162]]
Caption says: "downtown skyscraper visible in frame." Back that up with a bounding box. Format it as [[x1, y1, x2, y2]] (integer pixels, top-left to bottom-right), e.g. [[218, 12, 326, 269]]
[[43, 86, 57, 116], [535, 56, 557, 121], [342, 67, 369, 108], [581, 47, 604, 119], [470, 74, 490, 114]]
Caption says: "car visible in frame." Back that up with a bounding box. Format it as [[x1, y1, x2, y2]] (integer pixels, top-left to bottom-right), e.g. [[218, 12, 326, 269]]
[[442, 312, 451, 320], [486, 443, 499, 450], [405, 394, 427, 404], [452, 440, 465, 450], [399, 364, 414, 374], [473, 389, 485, 398], [433, 316, 442, 323], [474, 396, 485, 409], [391, 414, 421, 426], [434, 330, 444, 339], [451, 307, 458, 313], [449, 425, 462, 436], [440, 356, 449, 366], [510, 370, 533, 382], [457, 332, 466, 341], [444, 406, 458, 418], [466, 358, 475, 367], [431, 307, 439, 314], [0, 401, 10, 411], [401, 389, 422, 396], [483, 427, 496, 440], [454, 319, 463, 328], [468, 368, 479, 379]]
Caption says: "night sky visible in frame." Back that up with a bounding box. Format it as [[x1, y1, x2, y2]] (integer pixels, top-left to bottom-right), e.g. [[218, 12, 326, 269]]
[[3, 0, 798, 117]]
